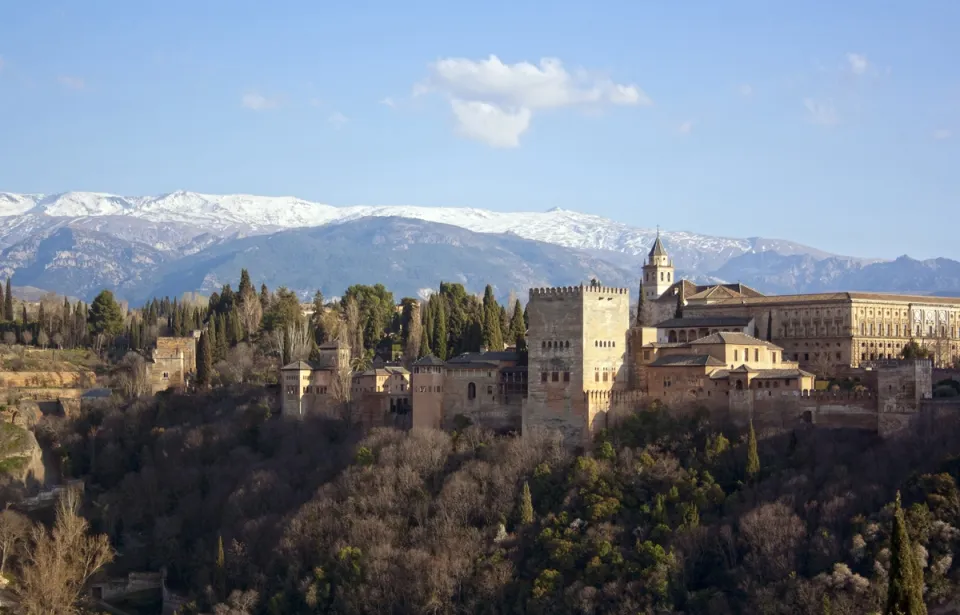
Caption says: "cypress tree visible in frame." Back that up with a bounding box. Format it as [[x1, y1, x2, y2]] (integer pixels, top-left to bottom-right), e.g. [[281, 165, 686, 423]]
[[207, 317, 218, 362], [0, 281, 4, 322], [746, 420, 760, 481], [481, 285, 504, 351], [216, 312, 228, 360], [432, 297, 448, 360], [38, 302, 46, 331], [238, 269, 254, 299], [215, 534, 226, 599], [131, 321, 141, 350], [886, 492, 927, 615], [21, 304, 27, 324], [674, 285, 684, 319], [259, 283, 270, 312], [519, 481, 534, 525], [282, 324, 293, 365], [196, 330, 212, 387], [3, 278, 12, 321], [766, 311, 773, 341], [418, 320, 430, 359], [508, 299, 526, 347], [636, 281, 647, 326]]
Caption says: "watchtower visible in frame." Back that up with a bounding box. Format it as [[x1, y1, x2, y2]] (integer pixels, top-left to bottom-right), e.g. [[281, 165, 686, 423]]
[[641, 230, 674, 300]]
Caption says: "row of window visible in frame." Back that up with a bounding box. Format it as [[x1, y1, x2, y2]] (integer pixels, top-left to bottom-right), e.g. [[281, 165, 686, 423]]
[[594, 340, 617, 348], [540, 371, 571, 383], [644, 271, 673, 283], [542, 340, 570, 349]]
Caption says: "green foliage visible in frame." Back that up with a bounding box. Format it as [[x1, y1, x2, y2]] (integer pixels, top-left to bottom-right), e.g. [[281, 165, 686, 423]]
[[519, 481, 534, 525], [196, 330, 212, 387], [886, 492, 927, 615], [902, 340, 932, 360], [508, 299, 526, 346], [355, 446, 374, 467], [746, 420, 760, 481], [341, 284, 395, 351], [88, 290, 125, 337], [481, 285, 504, 351]]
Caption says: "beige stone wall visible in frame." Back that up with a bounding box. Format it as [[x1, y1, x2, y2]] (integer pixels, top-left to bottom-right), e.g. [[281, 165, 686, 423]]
[[441, 366, 520, 432], [411, 366, 444, 429], [0, 371, 95, 388], [155, 336, 198, 373], [524, 287, 588, 444]]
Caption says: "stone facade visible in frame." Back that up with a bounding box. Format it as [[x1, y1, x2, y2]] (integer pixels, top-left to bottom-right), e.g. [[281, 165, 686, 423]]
[[146, 333, 200, 394]]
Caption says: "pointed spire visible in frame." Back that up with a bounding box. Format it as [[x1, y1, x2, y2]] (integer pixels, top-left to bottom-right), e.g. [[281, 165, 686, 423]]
[[648, 227, 668, 259]]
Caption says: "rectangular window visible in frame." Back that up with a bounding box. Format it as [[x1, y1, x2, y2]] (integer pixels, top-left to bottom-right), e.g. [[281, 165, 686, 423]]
[[551, 371, 559, 382], [754, 349, 759, 362], [563, 372, 570, 382], [643, 350, 651, 360], [602, 371, 609, 382], [804, 353, 809, 361], [734, 350, 739, 361], [595, 372, 600, 382], [541, 372, 547, 383]]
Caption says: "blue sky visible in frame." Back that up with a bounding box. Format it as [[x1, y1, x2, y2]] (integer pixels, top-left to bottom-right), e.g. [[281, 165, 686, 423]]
[[0, 1, 957, 260]]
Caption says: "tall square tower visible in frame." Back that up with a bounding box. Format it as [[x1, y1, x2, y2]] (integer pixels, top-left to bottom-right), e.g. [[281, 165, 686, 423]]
[[522, 283, 631, 447]]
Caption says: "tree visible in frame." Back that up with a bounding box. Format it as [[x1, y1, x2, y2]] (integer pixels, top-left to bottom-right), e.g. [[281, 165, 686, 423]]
[[432, 297, 448, 360], [216, 534, 226, 599], [4, 278, 12, 321], [674, 285, 684, 319], [238, 268, 254, 299], [482, 285, 504, 351], [508, 299, 525, 347], [902, 340, 931, 361], [636, 282, 647, 326], [88, 290, 125, 338], [0, 509, 30, 574], [746, 420, 760, 481], [766, 311, 773, 341], [344, 297, 364, 361], [404, 301, 422, 364], [519, 481, 534, 525], [16, 487, 114, 615], [21, 330, 33, 346], [239, 293, 263, 340], [197, 330, 213, 387], [886, 492, 927, 615]]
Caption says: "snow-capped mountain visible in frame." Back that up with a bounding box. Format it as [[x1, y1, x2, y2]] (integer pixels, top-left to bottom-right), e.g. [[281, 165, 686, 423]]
[[0, 191, 842, 274], [0, 190, 954, 303]]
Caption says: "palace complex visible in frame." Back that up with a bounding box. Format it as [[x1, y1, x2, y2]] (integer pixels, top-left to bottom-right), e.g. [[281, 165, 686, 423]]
[[282, 235, 952, 446]]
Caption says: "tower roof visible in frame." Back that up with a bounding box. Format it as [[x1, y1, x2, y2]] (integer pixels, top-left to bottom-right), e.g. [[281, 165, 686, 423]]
[[648, 232, 668, 259]]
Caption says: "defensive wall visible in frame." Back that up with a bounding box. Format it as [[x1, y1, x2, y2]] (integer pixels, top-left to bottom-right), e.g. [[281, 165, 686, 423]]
[[0, 370, 95, 388]]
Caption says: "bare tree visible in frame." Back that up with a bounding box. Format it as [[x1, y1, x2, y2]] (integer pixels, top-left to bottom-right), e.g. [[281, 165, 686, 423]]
[[51, 332, 64, 349], [2, 331, 15, 347], [113, 351, 149, 398], [271, 318, 313, 363], [811, 352, 835, 381], [20, 331, 33, 346], [37, 329, 49, 350], [330, 329, 353, 404], [215, 343, 255, 385], [212, 589, 260, 615], [0, 509, 30, 574], [239, 296, 263, 340], [16, 487, 114, 615]]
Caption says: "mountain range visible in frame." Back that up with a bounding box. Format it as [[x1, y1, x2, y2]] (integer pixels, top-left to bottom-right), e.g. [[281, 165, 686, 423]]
[[0, 190, 955, 304]]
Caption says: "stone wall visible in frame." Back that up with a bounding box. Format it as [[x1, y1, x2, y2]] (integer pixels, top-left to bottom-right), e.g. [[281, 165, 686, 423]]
[[442, 367, 521, 432], [0, 370, 95, 388]]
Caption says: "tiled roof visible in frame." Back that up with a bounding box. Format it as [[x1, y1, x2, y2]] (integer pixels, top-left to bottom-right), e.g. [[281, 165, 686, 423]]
[[447, 350, 520, 363], [413, 355, 445, 366], [649, 233, 668, 258], [751, 369, 815, 379], [688, 331, 781, 349], [281, 360, 316, 371], [654, 316, 754, 328], [649, 354, 727, 367]]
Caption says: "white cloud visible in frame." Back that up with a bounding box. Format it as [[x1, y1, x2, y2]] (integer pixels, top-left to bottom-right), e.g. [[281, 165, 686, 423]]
[[803, 98, 839, 126], [933, 128, 952, 140], [380, 96, 396, 107], [58, 76, 86, 90], [846, 53, 869, 75], [418, 55, 650, 147], [738, 84, 754, 97], [241, 91, 281, 111], [328, 112, 348, 128], [678, 120, 695, 135], [450, 99, 531, 148]]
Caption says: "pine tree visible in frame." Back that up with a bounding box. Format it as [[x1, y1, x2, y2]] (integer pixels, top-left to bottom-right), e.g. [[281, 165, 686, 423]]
[[746, 420, 760, 481], [238, 268, 254, 299], [481, 285, 504, 351], [196, 330, 212, 387], [519, 481, 534, 525], [432, 297, 448, 360], [3, 278, 12, 321], [259, 283, 270, 312], [508, 299, 525, 346], [636, 281, 647, 326], [886, 492, 927, 615]]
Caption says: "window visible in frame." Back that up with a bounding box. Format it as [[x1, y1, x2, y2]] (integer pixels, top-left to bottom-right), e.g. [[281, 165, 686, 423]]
[[162, 372, 169, 379], [772, 352, 777, 363], [541, 372, 547, 383], [563, 372, 570, 382], [754, 349, 759, 362], [487, 385, 493, 395], [467, 382, 476, 400], [551, 371, 559, 382], [602, 371, 609, 382], [643, 350, 651, 360], [595, 372, 600, 382], [734, 350, 739, 361], [804, 353, 809, 361]]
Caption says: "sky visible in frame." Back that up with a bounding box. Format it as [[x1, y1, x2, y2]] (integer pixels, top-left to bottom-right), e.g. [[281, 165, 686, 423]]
[[0, 1, 958, 260]]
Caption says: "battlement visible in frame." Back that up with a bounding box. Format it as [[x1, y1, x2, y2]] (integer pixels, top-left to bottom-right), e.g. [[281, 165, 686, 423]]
[[801, 389, 876, 401], [528, 285, 629, 299], [583, 389, 646, 403]]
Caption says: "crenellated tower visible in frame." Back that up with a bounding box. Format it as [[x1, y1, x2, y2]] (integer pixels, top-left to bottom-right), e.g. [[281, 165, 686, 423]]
[[641, 230, 674, 301]]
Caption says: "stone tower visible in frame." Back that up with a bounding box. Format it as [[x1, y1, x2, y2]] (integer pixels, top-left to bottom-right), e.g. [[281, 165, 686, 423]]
[[411, 355, 446, 429], [641, 230, 674, 301], [522, 283, 631, 447]]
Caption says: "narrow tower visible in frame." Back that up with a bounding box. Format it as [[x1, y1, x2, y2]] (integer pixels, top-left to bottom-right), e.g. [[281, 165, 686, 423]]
[[641, 229, 674, 300]]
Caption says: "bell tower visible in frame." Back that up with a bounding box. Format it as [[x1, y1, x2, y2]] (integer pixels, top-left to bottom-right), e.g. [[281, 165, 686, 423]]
[[641, 229, 674, 300]]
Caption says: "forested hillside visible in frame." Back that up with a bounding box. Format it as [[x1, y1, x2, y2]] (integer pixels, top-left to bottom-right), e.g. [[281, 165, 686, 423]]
[[22, 385, 960, 614]]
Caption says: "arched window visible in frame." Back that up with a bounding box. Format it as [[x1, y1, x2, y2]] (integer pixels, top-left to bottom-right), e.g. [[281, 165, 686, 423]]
[[735, 380, 743, 390], [668, 331, 677, 343], [467, 382, 476, 400]]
